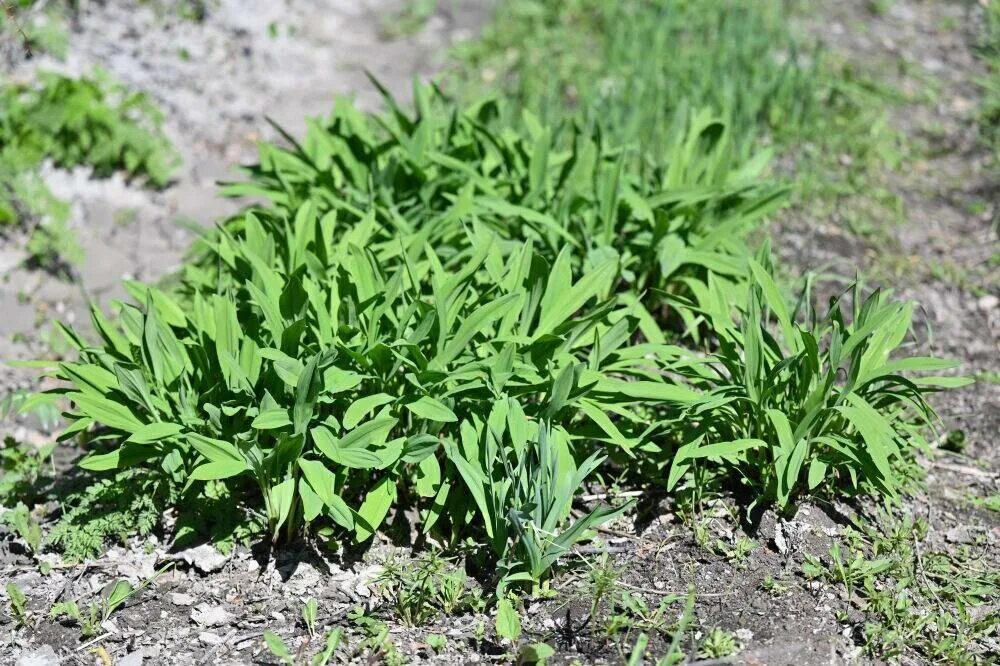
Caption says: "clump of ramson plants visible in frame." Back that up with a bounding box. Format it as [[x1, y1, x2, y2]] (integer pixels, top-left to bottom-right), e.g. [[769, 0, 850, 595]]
[[27, 88, 966, 594]]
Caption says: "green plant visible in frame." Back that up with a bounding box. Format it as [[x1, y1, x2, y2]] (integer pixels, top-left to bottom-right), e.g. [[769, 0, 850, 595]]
[[302, 597, 318, 637], [520, 642, 555, 664], [450, 0, 907, 239], [495, 595, 521, 641], [425, 634, 446, 652], [698, 627, 739, 659], [662, 249, 969, 509], [219, 84, 786, 328], [376, 551, 481, 625], [50, 567, 166, 639], [263, 630, 293, 665], [0, 2, 68, 59], [759, 575, 789, 596], [0, 434, 55, 504], [39, 204, 665, 591], [451, 0, 817, 156], [804, 515, 999, 662], [0, 69, 177, 267], [380, 0, 438, 38], [5, 583, 29, 628], [605, 590, 681, 638], [0, 503, 41, 552], [45, 469, 175, 561], [976, 0, 1000, 164]]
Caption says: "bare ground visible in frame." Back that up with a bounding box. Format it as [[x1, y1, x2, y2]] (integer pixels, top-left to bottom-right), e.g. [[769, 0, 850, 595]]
[[1, 1, 997, 665]]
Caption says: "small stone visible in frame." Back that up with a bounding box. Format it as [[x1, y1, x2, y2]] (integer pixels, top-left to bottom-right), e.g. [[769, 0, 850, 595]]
[[773, 522, 789, 554], [175, 544, 230, 573], [170, 592, 196, 606], [945, 525, 975, 544], [191, 603, 232, 627], [117, 651, 145, 666], [977, 295, 998, 312], [15, 646, 60, 666], [199, 631, 225, 646]]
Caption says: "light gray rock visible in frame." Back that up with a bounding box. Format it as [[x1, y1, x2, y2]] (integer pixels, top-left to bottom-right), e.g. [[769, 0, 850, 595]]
[[15, 645, 60, 666], [190, 603, 233, 628]]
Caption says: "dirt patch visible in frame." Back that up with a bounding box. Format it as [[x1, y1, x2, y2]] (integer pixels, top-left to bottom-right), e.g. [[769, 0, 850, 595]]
[[1, 1, 997, 665]]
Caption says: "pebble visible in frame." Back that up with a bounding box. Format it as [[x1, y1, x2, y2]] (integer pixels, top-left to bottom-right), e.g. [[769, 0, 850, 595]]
[[15, 646, 59, 666], [977, 295, 998, 312], [171, 592, 197, 606], [199, 631, 225, 646], [175, 544, 230, 573], [191, 603, 233, 627], [118, 651, 145, 666]]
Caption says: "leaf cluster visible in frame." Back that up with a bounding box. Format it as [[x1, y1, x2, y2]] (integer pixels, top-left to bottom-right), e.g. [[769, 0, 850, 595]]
[[30, 86, 966, 595]]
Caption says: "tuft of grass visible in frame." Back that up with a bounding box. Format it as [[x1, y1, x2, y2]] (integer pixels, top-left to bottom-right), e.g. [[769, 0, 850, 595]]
[[976, 0, 1000, 165], [449, 0, 908, 237], [804, 513, 1000, 662], [450, 0, 817, 157]]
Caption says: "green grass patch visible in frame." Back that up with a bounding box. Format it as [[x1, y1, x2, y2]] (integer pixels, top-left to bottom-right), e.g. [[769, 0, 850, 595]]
[[449, 0, 907, 229], [0, 70, 177, 268]]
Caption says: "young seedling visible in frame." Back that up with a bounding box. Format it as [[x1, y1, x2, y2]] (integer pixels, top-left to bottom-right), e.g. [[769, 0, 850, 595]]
[[302, 597, 318, 637], [263, 630, 293, 665], [50, 564, 171, 638], [699, 627, 740, 659], [425, 634, 447, 653], [5, 583, 29, 628]]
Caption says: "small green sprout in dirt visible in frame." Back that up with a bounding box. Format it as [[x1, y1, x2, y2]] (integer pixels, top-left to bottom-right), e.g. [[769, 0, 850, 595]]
[[302, 597, 318, 637], [588, 553, 620, 620], [626, 633, 650, 666], [698, 627, 740, 659], [266, 625, 343, 666], [376, 551, 484, 626], [5, 583, 30, 628], [425, 633, 447, 652], [759, 575, 789, 596], [263, 630, 294, 665], [49, 565, 170, 639], [520, 641, 556, 664], [605, 590, 681, 638], [714, 534, 756, 565], [0, 503, 41, 552]]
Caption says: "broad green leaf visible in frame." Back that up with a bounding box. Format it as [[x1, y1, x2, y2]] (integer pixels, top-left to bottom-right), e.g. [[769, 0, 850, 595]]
[[406, 396, 457, 423], [252, 409, 292, 430], [298, 459, 354, 529], [355, 475, 396, 542], [496, 598, 521, 641], [344, 393, 393, 429], [126, 422, 183, 444]]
